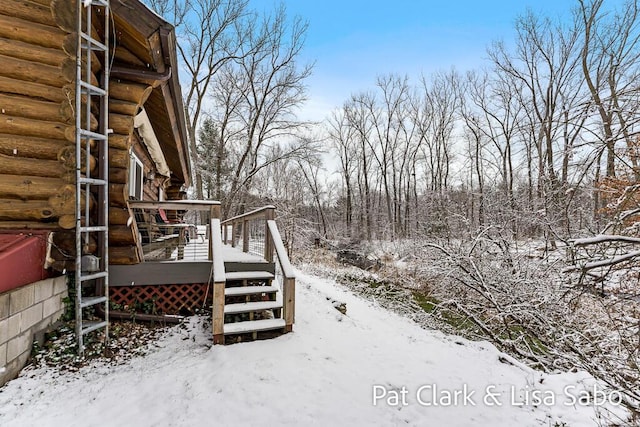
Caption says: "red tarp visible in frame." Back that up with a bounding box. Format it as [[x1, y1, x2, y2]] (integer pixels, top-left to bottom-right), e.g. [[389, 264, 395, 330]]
[[0, 232, 50, 293]]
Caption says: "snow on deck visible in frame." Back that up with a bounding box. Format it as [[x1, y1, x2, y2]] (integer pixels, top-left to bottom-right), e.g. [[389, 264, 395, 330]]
[[170, 236, 266, 264], [0, 270, 627, 427]]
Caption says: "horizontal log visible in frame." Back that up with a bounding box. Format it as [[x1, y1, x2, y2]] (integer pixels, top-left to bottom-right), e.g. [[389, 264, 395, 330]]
[[0, 13, 66, 49], [109, 245, 142, 265], [109, 134, 130, 150], [0, 93, 65, 124], [58, 214, 77, 230], [110, 99, 139, 117], [0, 115, 68, 140], [110, 79, 153, 105], [27, 0, 53, 8], [51, 0, 83, 34], [60, 102, 99, 128], [48, 184, 95, 215], [0, 174, 66, 199], [114, 45, 147, 68], [0, 37, 66, 67], [57, 145, 96, 173], [109, 225, 135, 245], [0, 54, 66, 87], [0, 198, 55, 220], [0, 152, 64, 178], [0, 134, 66, 160], [109, 148, 129, 167], [109, 167, 128, 184], [61, 57, 99, 86], [109, 113, 135, 136], [0, 221, 59, 230], [52, 231, 97, 256], [110, 184, 128, 208], [62, 34, 103, 74], [0, 76, 67, 103], [0, 0, 58, 27], [109, 207, 131, 226]]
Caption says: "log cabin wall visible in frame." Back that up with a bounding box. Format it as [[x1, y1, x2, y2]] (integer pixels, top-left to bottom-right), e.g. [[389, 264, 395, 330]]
[[0, 0, 191, 268]]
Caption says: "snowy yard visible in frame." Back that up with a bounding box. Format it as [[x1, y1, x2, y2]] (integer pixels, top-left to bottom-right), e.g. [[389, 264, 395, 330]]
[[0, 269, 628, 426]]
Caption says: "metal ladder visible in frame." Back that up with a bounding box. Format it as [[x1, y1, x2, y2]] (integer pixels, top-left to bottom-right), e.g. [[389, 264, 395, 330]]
[[74, 0, 111, 356]]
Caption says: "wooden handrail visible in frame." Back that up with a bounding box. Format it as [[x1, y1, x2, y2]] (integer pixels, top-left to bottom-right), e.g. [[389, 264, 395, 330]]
[[267, 219, 295, 331], [267, 220, 295, 279], [129, 200, 221, 213], [221, 205, 275, 224], [209, 218, 226, 282]]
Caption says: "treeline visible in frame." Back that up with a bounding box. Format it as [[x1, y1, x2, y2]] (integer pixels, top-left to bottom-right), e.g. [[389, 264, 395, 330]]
[[257, 0, 640, 244]]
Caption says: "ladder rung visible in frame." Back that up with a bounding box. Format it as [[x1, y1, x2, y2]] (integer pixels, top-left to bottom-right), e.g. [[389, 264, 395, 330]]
[[80, 225, 108, 233], [79, 81, 107, 97], [79, 177, 107, 185], [81, 320, 108, 335], [79, 129, 108, 141], [80, 33, 107, 52], [80, 296, 108, 308], [79, 271, 108, 282]]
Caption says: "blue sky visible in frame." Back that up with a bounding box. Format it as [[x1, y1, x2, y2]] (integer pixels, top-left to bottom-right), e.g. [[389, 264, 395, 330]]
[[249, 1, 595, 120]]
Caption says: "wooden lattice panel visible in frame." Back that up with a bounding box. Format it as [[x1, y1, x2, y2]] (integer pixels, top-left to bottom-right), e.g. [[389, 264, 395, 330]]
[[110, 283, 211, 315]]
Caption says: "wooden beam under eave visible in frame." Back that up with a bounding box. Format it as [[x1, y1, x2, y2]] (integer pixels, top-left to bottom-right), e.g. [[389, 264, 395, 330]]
[[160, 81, 189, 187]]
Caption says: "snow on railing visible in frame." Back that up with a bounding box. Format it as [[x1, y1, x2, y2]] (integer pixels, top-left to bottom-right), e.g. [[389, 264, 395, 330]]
[[221, 206, 295, 330]]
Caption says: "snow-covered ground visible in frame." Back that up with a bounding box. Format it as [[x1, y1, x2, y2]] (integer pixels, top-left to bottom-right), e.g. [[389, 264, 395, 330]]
[[0, 270, 628, 426]]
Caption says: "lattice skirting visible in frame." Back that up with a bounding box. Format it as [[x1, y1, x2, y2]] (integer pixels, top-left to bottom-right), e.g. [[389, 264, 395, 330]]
[[110, 283, 212, 315]]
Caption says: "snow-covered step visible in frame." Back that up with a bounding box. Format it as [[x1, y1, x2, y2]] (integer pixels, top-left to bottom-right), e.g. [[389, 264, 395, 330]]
[[225, 271, 274, 281], [224, 318, 286, 335], [224, 285, 279, 297], [224, 300, 282, 314]]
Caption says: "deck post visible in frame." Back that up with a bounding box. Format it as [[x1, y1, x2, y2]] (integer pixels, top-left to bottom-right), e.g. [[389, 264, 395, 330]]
[[177, 230, 185, 260], [212, 280, 225, 344], [242, 219, 249, 252], [208, 204, 220, 260], [231, 221, 237, 248], [283, 277, 295, 332], [210, 215, 226, 345], [223, 223, 228, 244], [264, 207, 275, 263]]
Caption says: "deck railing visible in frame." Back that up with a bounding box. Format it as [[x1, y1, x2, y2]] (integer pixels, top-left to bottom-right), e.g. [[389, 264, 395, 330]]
[[127, 200, 221, 262], [222, 205, 276, 261], [221, 206, 296, 331]]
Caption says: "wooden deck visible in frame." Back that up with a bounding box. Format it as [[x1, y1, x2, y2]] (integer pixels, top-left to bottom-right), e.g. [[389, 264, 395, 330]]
[[109, 239, 274, 286], [110, 205, 295, 343]]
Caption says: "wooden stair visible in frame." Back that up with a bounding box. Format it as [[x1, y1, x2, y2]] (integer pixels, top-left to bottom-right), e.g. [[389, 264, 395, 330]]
[[222, 270, 286, 340]]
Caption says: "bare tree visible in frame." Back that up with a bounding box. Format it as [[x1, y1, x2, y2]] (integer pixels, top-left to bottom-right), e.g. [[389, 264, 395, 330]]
[[145, 0, 250, 200], [578, 0, 640, 179], [327, 108, 358, 237], [217, 4, 313, 218]]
